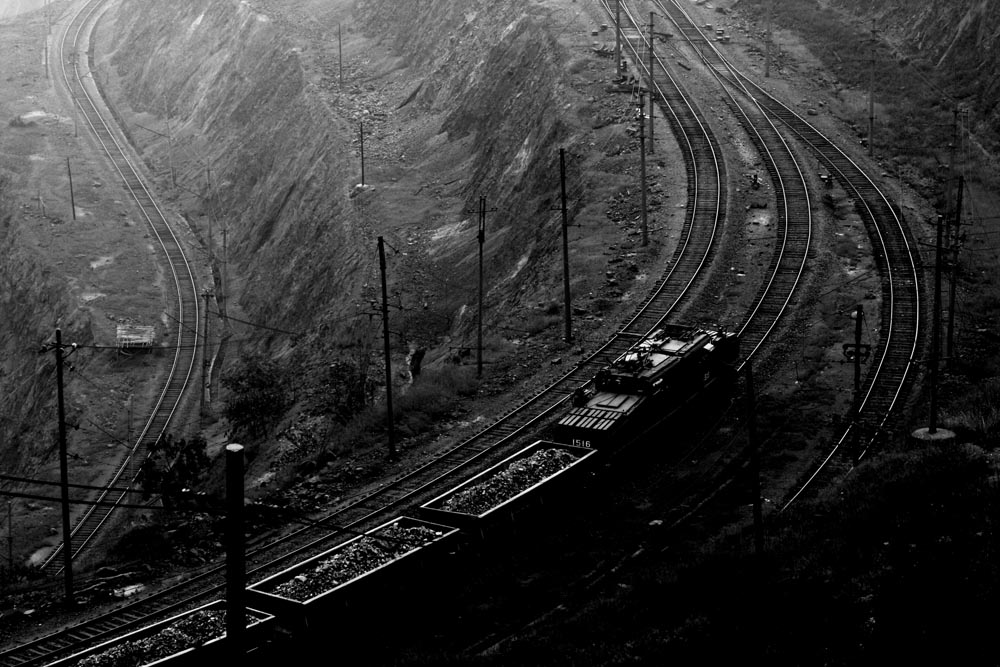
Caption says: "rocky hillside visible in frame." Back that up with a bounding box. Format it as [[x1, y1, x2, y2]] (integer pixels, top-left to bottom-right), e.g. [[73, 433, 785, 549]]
[[102, 0, 601, 372], [86, 0, 671, 483], [0, 182, 91, 475], [830, 0, 1000, 149]]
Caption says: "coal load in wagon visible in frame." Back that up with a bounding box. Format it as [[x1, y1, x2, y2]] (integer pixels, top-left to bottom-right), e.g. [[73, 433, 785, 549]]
[[246, 516, 459, 633], [46, 600, 274, 667], [419, 440, 597, 539]]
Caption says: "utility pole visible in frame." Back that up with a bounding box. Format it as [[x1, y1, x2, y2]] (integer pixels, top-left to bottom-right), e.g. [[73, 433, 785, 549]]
[[946, 175, 964, 365], [164, 97, 176, 189], [842, 305, 870, 460], [648, 13, 655, 154], [477, 197, 487, 377], [338, 23, 344, 89], [929, 214, 945, 434], [377, 237, 396, 457], [202, 289, 212, 418], [746, 361, 763, 556], [615, 0, 622, 79], [206, 166, 216, 266], [637, 93, 649, 247], [559, 149, 572, 343], [360, 120, 366, 186], [225, 444, 246, 659], [42, 328, 75, 607], [867, 47, 875, 157], [66, 158, 76, 221], [222, 226, 228, 321], [764, 0, 772, 78], [944, 109, 959, 248], [852, 305, 864, 458], [7, 502, 12, 571]]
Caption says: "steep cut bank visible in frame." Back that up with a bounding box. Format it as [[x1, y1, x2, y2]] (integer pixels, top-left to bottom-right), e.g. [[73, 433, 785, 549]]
[[830, 0, 1000, 147], [104, 0, 589, 345], [98, 0, 677, 476], [0, 182, 91, 476]]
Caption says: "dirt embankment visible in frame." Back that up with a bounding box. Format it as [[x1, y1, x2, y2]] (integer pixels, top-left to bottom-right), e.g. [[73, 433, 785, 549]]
[[0, 195, 92, 474], [830, 0, 1000, 150], [0, 5, 96, 514], [103, 0, 628, 358], [96, 0, 675, 475]]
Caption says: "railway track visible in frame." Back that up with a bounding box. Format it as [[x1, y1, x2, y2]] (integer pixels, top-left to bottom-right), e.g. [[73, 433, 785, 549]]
[[653, 0, 922, 502], [0, 0, 735, 661], [38, 0, 202, 573], [632, 0, 814, 360], [0, 0, 876, 664]]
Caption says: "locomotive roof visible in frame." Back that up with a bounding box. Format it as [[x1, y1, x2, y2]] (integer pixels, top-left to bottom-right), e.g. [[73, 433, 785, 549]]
[[608, 328, 717, 379]]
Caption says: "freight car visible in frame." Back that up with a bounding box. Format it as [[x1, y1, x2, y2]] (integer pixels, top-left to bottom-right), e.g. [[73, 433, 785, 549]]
[[45, 600, 275, 667], [551, 325, 739, 449], [419, 440, 597, 540]]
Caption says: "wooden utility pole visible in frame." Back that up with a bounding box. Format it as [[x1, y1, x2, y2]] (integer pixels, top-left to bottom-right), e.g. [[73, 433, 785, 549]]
[[53, 328, 74, 606], [360, 120, 366, 186], [615, 0, 622, 79], [222, 226, 228, 321], [338, 23, 344, 89], [477, 197, 486, 377], [929, 215, 945, 433], [559, 149, 572, 343], [648, 13, 655, 154], [746, 361, 763, 555], [164, 98, 176, 189], [225, 444, 246, 658], [944, 110, 959, 244], [637, 93, 649, 247], [202, 289, 212, 417], [867, 48, 875, 157], [946, 175, 964, 364], [66, 158, 76, 221], [377, 237, 396, 456], [846, 305, 868, 460], [764, 0, 772, 78], [7, 502, 13, 571], [206, 166, 215, 267]]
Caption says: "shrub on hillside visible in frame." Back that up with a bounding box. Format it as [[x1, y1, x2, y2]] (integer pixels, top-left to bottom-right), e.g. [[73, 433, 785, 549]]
[[222, 351, 291, 439]]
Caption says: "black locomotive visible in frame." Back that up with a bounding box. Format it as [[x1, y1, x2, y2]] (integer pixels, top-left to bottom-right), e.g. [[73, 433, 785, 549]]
[[552, 325, 739, 449]]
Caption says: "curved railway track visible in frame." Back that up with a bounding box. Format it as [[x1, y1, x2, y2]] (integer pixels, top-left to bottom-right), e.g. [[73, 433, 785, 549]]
[[0, 0, 735, 662], [635, 0, 813, 360], [0, 0, 898, 664], [39, 0, 201, 572], [654, 0, 922, 501]]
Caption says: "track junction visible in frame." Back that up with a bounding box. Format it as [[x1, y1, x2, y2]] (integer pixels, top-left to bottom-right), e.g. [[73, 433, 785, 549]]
[[0, 0, 923, 664]]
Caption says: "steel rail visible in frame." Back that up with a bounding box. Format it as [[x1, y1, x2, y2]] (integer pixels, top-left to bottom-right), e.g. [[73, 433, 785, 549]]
[[40, 0, 201, 571], [1, 1, 735, 663], [652, 0, 812, 362], [653, 0, 921, 505]]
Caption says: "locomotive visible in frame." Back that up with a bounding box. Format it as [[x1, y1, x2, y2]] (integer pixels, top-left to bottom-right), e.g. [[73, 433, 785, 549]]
[[552, 325, 739, 449]]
